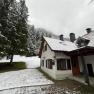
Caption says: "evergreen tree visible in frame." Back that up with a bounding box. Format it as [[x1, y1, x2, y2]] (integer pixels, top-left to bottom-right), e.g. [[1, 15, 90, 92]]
[[27, 26, 54, 56], [0, 0, 28, 63], [0, 0, 13, 56], [27, 25, 36, 56]]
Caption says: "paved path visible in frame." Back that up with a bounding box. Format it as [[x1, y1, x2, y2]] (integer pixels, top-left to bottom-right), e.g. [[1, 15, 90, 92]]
[[0, 69, 53, 91], [0, 84, 80, 94]]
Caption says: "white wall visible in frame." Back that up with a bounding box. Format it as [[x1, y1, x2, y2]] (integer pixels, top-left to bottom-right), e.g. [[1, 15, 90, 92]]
[[41, 42, 55, 60], [55, 70, 72, 80], [40, 42, 72, 80], [41, 65, 56, 79], [41, 42, 56, 79], [78, 56, 83, 72], [78, 55, 94, 74], [55, 52, 70, 59]]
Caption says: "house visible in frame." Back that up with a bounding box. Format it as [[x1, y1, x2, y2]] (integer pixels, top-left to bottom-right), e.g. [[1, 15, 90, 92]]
[[39, 28, 94, 83], [39, 34, 77, 80]]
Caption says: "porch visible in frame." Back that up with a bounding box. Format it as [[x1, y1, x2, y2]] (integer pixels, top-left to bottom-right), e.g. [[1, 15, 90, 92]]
[[67, 46, 94, 85]]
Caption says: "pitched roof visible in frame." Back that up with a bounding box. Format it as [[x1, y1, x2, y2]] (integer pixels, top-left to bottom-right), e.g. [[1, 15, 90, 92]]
[[44, 37, 77, 52], [39, 32, 94, 58]]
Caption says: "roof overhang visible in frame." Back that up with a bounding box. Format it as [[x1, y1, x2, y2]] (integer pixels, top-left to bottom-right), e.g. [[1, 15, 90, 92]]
[[67, 46, 94, 56]]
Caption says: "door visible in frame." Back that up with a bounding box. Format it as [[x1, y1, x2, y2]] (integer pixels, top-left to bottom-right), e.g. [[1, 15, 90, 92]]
[[71, 56, 80, 76], [87, 64, 94, 76]]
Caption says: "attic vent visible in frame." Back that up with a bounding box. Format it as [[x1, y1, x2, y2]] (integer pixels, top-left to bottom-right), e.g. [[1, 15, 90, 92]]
[[59, 42, 67, 45]]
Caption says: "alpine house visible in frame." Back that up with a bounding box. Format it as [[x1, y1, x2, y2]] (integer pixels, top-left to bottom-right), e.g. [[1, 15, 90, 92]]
[[39, 28, 94, 82]]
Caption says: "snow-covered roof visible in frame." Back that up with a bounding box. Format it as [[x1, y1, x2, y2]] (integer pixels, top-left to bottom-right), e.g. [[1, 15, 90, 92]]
[[44, 37, 77, 52], [41, 31, 94, 54], [82, 31, 94, 47]]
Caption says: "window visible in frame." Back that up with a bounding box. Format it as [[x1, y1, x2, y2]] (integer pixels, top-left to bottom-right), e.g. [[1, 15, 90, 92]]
[[57, 59, 66, 70], [46, 60, 48, 68], [57, 59, 71, 70], [43, 44, 47, 52], [41, 60, 44, 67], [67, 59, 71, 70], [46, 59, 54, 69]]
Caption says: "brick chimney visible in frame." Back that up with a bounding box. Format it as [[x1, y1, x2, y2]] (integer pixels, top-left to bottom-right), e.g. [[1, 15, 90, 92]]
[[86, 28, 92, 33], [69, 33, 76, 42], [59, 34, 64, 41]]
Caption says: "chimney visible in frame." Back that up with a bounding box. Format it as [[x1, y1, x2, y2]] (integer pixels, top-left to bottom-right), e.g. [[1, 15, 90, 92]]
[[86, 28, 92, 33], [59, 34, 64, 41], [69, 33, 76, 42]]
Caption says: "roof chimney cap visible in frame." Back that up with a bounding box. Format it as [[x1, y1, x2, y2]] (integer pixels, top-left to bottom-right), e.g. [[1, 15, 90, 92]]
[[59, 34, 64, 41], [69, 33, 76, 42], [86, 28, 92, 33]]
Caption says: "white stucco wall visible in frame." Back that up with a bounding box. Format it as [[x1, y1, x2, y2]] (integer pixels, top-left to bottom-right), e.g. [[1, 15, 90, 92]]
[[41, 42, 55, 60], [41, 65, 56, 79], [78, 56, 83, 73], [41, 42, 56, 79], [55, 52, 70, 59], [55, 70, 72, 80], [40, 42, 72, 80], [78, 55, 94, 74]]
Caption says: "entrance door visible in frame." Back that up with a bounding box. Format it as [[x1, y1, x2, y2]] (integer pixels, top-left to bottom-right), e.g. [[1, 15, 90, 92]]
[[71, 56, 80, 76], [87, 64, 94, 76]]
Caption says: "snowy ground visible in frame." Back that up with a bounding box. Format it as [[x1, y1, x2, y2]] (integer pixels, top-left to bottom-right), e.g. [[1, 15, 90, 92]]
[[0, 56, 54, 93], [0, 55, 40, 68], [0, 69, 53, 90], [0, 56, 80, 94]]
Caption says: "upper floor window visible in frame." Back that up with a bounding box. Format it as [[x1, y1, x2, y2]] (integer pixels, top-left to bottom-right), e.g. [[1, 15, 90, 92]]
[[43, 44, 47, 52]]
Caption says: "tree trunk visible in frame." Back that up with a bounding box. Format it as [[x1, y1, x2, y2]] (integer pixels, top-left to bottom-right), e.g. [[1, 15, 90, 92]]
[[10, 54, 14, 64], [80, 55, 90, 85]]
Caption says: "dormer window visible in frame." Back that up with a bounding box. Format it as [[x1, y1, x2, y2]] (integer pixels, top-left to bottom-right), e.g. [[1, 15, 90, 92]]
[[76, 37, 90, 47]]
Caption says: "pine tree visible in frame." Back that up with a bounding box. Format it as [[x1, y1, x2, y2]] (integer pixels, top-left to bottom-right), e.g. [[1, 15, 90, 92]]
[[9, 0, 28, 63], [27, 25, 36, 56], [0, 0, 28, 63], [0, 0, 12, 56]]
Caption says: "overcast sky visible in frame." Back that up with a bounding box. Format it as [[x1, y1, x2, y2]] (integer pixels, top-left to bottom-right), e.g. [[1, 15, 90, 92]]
[[25, 0, 94, 37]]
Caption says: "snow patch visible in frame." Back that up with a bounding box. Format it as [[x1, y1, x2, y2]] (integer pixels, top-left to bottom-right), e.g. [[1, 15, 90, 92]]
[[0, 55, 40, 68]]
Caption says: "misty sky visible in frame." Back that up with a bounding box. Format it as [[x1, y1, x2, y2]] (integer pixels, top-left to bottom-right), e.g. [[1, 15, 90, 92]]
[[25, 0, 94, 37]]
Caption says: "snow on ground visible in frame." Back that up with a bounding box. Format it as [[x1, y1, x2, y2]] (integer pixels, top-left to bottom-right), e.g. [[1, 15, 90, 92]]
[[0, 56, 81, 94], [0, 55, 53, 91], [0, 69, 53, 91], [0, 55, 40, 68]]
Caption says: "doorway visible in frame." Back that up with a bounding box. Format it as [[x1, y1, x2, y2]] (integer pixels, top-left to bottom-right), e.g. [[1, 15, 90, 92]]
[[87, 64, 94, 76], [71, 56, 80, 76]]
